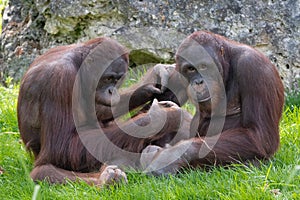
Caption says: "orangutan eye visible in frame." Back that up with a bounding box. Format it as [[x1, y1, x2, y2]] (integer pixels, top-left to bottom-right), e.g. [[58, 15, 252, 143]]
[[187, 66, 196, 72], [198, 64, 207, 71], [101, 76, 115, 84], [106, 77, 113, 82]]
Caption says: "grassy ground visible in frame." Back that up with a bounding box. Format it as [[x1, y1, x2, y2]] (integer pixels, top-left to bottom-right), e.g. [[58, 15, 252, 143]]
[[0, 71, 299, 200]]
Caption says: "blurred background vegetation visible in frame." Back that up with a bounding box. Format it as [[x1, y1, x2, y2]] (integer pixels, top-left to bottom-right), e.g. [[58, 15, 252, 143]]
[[0, 0, 8, 31]]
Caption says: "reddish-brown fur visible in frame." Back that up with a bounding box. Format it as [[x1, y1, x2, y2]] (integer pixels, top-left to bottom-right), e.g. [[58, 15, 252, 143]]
[[141, 31, 284, 175], [17, 37, 190, 185]]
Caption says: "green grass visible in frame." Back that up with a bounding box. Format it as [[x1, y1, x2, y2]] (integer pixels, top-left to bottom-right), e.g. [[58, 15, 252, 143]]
[[0, 73, 299, 199], [0, 78, 19, 133], [285, 89, 300, 111]]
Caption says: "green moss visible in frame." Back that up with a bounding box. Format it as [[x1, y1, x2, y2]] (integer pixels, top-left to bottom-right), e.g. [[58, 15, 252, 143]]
[[0, 0, 8, 32], [129, 49, 166, 66]]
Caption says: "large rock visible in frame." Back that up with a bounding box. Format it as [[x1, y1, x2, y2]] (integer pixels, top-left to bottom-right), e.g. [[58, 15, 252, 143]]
[[1, 0, 299, 91]]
